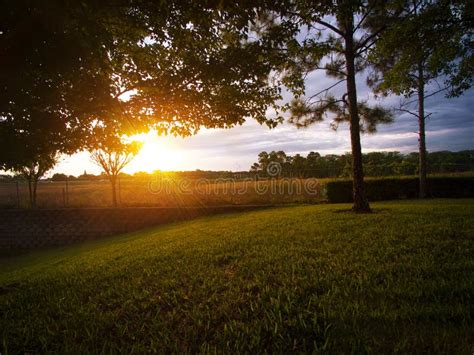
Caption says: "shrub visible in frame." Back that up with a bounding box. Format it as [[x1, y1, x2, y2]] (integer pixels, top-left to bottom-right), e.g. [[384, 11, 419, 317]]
[[325, 177, 474, 203]]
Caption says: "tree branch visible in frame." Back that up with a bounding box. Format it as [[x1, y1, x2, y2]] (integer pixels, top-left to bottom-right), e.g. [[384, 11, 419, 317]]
[[395, 107, 420, 118], [403, 86, 449, 106], [355, 26, 385, 55], [307, 79, 346, 102], [353, 5, 375, 33], [313, 19, 345, 37]]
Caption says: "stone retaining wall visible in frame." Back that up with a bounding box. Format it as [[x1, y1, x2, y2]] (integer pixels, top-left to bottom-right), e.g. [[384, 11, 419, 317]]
[[0, 205, 268, 249]]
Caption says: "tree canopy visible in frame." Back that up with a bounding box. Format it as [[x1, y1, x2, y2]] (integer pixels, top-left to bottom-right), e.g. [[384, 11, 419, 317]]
[[0, 0, 284, 152], [368, 0, 473, 99]]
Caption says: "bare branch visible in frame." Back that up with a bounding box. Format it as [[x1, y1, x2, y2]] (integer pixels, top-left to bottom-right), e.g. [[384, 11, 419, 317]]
[[307, 79, 346, 102], [355, 28, 386, 57], [395, 107, 420, 118], [353, 5, 375, 33], [403, 87, 449, 106], [313, 19, 345, 37]]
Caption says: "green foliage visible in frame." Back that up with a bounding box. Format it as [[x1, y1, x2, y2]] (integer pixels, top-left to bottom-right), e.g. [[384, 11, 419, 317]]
[[1, 0, 284, 153], [1, 200, 473, 352], [251, 150, 474, 178], [257, 1, 395, 132], [368, 0, 473, 98], [326, 176, 474, 203], [289, 97, 394, 133]]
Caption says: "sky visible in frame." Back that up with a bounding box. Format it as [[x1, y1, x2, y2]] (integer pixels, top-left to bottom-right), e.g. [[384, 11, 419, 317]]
[[52, 70, 474, 176]]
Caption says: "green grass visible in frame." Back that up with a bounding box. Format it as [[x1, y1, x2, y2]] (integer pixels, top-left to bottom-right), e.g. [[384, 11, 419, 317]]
[[1, 199, 473, 353]]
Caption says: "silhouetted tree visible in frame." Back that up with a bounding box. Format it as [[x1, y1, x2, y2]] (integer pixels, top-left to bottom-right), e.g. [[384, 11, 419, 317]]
[[51, 173, 68, 182], [1, 1, 284, 155], [19, 153, 58, 208], [0, 124, 58, 207], [0, 1, 131, 155], [90, 142, 142, 207]]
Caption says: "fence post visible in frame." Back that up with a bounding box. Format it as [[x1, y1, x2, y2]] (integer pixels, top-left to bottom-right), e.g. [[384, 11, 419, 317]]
[[16, 181, 20, 208], [62, 188, 66, 207]]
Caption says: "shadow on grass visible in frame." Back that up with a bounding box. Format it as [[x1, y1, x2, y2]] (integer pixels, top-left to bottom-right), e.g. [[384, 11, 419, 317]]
[[332, 208, 391, 214]]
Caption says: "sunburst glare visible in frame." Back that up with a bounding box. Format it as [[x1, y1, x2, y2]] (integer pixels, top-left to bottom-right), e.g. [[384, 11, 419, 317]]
[[126, 131, 183, 173]]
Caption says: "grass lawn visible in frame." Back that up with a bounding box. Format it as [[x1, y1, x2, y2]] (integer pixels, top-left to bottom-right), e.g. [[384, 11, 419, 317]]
[[1, 199, 473, 353]]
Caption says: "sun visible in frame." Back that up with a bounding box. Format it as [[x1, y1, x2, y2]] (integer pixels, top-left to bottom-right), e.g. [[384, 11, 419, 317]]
[[125, 131, 183, 173]]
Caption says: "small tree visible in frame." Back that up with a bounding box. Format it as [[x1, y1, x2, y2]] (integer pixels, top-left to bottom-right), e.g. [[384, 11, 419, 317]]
[[90, 142, 141, 207], [1, 152, 57, 207], [18, 153, 58, 207], [0, 123, 58, 207]]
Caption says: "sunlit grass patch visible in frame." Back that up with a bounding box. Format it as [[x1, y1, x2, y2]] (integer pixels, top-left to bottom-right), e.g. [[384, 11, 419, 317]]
[[1, 199, 473, 353]]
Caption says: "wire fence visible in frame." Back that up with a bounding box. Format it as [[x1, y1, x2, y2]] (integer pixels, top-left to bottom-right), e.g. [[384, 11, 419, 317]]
[[0, 177, 325, 209], [0, 179, 132, 208], [1, 165, 473, 209]]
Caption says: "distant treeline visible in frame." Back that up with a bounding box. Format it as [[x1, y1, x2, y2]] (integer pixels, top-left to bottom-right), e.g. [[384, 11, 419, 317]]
[[250, 150, 474, 178], [0, 170, 247, 182], [0, 150, 472, 182]]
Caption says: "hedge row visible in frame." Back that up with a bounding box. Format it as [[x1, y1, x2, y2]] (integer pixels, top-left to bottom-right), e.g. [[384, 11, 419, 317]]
[[325, 177, 474, 203]]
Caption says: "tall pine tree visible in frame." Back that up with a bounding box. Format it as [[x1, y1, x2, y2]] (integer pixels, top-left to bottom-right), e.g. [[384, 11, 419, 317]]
[[254, 1, 397, 212], [367, 0, 473, 197]]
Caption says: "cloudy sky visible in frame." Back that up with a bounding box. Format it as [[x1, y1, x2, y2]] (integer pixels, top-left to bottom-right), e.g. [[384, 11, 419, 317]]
[[53, 70, 474, 176]]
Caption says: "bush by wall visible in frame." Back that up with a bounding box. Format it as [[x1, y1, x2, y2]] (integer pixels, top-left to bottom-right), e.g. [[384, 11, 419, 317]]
[[325, 177, 474, 203]]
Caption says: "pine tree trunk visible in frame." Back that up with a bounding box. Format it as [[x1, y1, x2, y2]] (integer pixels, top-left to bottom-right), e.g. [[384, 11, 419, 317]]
[[344, 18, 371, 213], [417, 64, 427, 198]]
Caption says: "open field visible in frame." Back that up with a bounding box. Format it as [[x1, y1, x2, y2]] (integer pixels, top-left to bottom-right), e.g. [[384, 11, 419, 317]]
[[0, 177, 327, 208], [1, 199, 473, 352], [1, 172, 473, 208]]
